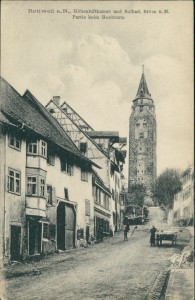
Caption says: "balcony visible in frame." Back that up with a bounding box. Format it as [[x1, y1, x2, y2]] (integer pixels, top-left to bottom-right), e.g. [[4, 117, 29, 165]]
[[27, 156, 47, 170], [26, 196, 46, 218]]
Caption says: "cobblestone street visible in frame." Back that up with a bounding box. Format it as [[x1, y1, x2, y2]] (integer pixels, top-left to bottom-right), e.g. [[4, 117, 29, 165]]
[[3, 222, 191, 300]]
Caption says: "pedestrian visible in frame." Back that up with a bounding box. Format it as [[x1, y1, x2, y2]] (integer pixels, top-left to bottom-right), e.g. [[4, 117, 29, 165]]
[[124, 225, 128, 241], [99, 226, 104, 242], [150, 225, 157, 246]]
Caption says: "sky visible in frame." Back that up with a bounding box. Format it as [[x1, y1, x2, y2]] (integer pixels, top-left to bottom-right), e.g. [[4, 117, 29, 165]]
[[1, 1, 194, 178]]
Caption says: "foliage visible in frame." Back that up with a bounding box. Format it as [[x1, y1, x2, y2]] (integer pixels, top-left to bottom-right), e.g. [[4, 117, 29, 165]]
[[144, 198, 154, 207], [152, 168, 182, 208], [127, 183, 146, 207]]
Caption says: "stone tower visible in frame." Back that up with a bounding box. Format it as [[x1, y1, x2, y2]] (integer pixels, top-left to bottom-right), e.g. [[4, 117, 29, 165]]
[[128, 69, 157, 200]]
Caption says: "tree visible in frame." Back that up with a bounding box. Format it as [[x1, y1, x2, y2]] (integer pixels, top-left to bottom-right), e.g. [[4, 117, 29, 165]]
[[152, 168, 182, 208], [127, 183, 146, 207]]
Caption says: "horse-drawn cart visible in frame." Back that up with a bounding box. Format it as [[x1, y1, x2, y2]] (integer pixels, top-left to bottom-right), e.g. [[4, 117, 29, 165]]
[[156, 230, 177, 246]]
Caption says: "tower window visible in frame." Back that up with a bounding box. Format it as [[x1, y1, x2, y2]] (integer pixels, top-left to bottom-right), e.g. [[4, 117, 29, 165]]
[[140, 132, 144, 138], [140, 106, 143, 112]]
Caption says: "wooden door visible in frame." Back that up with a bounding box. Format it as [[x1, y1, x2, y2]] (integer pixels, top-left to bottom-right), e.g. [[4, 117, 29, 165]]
[[10, 225, 21, 261], [65, 204, 76, 249]]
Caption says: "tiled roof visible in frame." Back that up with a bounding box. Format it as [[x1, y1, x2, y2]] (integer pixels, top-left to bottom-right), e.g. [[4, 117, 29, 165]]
[[0, 110, 13, 125], [0, 77, 100, 168]]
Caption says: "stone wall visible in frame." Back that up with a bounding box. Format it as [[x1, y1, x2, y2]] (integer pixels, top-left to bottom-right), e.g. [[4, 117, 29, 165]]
[[128, 105, 157, 195]]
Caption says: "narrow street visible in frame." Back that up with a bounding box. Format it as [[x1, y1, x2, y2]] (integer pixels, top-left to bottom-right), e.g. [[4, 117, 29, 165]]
[[4, 208, 191, 300]]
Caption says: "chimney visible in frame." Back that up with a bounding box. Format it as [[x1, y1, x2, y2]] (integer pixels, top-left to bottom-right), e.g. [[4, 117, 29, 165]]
[[53, 96, 60, 106]]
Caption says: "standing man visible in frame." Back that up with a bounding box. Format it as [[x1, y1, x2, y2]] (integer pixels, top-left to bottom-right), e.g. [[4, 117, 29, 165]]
[[150, 225, 157, 246], [124, 225, 128, 241]]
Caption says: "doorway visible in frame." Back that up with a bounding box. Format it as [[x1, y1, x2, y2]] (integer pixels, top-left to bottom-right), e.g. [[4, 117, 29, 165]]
[[65, 204, 76, 249], [10, 225, 21, 261], [86, 225, 90, 243], [57, 202, 65, 250], [57, 201, 76, 250], [28, 220, 42, 255]]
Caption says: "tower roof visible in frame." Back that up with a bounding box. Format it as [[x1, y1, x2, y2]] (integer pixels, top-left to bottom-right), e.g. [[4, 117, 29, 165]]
[[135, 71, 152, 99]]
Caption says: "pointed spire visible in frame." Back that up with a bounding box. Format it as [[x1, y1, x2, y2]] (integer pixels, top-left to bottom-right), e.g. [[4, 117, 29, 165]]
[[135, 67, 151, 99]]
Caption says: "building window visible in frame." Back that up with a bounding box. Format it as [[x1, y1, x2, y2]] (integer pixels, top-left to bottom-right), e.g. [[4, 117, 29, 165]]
[[61, 158, 73, 175], [47, 148, 55, 166], [27, 140, 47, 157], [64, 188, 69, 200], [99, 190, 101, 204], [47, 153, 55, 165], [81, 169, 88, 182], [8, 169, 21, 194], [103, 193, 106, 207], [42, 223, 49, 239], [92, 185, 96, 199], [80, 142, 87, 155], [47, 185, 52, 204], [106, 195, 110, 209], [40, 178, 45, 197], [27, 140, 38, 155], [96, 188, 99, 203], [40, 140, 47, 157], [9, 134, 21, 151], [27, 176, 37, 195]]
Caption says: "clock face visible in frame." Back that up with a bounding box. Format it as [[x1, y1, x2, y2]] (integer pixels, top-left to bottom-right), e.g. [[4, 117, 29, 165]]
[[135, 119, 148, 139]]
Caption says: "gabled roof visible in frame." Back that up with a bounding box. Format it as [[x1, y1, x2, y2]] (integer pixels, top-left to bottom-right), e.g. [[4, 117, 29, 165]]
[[135, 72, 152, 100], [0, 77, 100, 168], [61, 101, 94, 131], [46, 99, 110, 159]]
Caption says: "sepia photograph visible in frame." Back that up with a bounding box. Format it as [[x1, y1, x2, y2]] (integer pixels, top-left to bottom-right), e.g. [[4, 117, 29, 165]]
[[0, 1, 194, 299]]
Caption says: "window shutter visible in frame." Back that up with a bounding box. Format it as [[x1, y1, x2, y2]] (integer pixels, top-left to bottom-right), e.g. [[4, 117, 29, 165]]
[[7, 175, 9, 191], [70, 165, 74, 176], [52, 187, 56, 206]]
